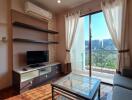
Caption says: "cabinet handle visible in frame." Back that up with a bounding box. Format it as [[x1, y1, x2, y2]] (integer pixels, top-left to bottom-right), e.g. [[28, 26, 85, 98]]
[[45, 74, 47, 78], [29, 81, 32, 84]]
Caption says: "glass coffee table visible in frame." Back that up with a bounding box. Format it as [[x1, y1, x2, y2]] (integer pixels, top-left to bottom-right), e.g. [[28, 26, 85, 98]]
[[51, 73, 101, 100]]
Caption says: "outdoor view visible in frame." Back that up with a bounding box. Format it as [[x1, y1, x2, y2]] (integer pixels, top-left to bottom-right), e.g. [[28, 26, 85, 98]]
[[71, 12, 117, 83], [84, 12, 118, 72]]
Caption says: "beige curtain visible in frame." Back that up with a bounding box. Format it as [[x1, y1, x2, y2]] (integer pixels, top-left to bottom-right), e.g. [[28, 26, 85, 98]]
[[71, 17, 85, 72], [101, 0, 130, 72], [65, 11, 80, 64]]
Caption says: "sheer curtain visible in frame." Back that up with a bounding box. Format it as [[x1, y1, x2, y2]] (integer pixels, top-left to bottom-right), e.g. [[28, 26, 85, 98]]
[[64, 11, 80, 71], [101, 0, 130, 72], [71, 18, 85, 72]]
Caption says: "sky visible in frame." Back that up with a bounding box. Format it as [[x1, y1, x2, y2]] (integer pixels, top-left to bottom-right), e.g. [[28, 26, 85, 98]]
[[83, 12, 112, 40]]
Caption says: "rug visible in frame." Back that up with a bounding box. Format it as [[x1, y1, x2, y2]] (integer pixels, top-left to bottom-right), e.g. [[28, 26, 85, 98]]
[[6, 84, 112, 100]]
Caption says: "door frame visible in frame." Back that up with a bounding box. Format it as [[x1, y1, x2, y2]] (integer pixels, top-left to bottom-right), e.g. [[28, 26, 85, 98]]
[[80, 10, 102, 77]]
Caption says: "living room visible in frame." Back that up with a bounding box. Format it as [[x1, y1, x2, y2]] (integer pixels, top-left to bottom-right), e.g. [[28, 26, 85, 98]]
[[0, 0, 132, 100]]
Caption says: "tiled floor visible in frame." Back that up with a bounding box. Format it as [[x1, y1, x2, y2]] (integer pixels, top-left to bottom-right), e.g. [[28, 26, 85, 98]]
[[74, 70, 114, 84]]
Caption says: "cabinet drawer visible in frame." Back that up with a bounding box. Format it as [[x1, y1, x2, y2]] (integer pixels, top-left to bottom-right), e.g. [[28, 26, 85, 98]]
[[21, 70, 39, 82], [39, 74, 48, 83], [20, 80, 32, 93], [32, 77, 40, 87]]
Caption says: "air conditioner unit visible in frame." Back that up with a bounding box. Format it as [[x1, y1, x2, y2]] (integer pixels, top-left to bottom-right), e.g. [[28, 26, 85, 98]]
[[25, 1, 52, 21]]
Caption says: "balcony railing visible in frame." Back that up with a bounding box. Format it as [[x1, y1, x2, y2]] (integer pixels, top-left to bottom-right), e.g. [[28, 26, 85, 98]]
[[85, 49, 118, 74]]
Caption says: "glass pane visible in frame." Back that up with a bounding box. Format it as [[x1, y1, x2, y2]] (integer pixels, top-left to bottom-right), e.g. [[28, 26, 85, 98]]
[[54, 73, 100, 98], [91, 12, 117, 72]]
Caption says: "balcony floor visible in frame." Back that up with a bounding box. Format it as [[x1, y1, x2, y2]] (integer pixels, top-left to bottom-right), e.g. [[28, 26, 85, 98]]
[[73, 70, 114, 84]]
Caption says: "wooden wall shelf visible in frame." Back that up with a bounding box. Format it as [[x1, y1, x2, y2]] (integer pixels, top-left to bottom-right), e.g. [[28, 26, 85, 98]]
[[13, 38, 59, 44], [13, 22, 59, 34]]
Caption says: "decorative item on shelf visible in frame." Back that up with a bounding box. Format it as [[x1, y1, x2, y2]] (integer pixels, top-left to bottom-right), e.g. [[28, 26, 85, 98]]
[[0, 36, 7, 43]]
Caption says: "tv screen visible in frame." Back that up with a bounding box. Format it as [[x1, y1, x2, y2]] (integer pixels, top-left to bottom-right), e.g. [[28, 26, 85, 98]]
[[27, 51, 49, 65]]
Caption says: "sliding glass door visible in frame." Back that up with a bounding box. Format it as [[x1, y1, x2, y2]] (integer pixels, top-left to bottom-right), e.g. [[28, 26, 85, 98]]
[[91, 12, 117, 83], [91, 12, 117, 72], [71, 11, 117, 84]]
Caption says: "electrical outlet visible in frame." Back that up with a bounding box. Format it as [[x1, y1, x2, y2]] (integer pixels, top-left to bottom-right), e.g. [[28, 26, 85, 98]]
[[0, 36, 7, 42]]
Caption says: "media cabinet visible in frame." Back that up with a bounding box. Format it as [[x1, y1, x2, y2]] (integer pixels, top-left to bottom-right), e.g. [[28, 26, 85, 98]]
[[13, 62, 61, 93]]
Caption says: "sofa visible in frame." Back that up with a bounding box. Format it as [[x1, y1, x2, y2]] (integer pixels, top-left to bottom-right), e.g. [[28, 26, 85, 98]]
[[112, 73, 132, 100]]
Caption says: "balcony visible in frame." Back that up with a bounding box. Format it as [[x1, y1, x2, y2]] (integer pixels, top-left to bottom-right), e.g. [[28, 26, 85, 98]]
[[73, 50, 117, 84], [85, 49, 118, 69]]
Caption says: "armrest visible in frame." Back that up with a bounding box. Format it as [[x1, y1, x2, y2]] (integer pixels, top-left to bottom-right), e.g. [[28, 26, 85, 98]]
[[112, 86, 132, 100], [114, 74, 132, 90]]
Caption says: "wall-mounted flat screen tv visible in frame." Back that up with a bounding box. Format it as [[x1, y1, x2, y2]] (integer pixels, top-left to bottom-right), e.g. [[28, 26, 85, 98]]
[[27, 51, 49, 66]]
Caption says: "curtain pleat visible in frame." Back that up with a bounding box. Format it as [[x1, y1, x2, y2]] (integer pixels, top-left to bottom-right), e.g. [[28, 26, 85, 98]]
[[101, 0, 130, 72], [65, 11, 80, 64]]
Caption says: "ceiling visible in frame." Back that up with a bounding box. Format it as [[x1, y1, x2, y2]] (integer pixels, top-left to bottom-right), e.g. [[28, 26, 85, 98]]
[[31, 0, 92, 13]]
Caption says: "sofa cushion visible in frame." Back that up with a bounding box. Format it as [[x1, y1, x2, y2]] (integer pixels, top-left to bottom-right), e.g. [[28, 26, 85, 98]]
[[112, 86, 132, 100], [114, 74, 132, 90]]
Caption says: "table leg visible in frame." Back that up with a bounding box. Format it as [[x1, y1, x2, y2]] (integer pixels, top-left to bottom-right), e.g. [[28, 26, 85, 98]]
[[98, 84, 101, 100], [52, 86, 54, 100]]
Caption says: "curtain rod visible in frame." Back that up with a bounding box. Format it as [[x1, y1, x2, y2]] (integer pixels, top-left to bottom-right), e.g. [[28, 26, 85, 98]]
[[80, 10, 102, 17]]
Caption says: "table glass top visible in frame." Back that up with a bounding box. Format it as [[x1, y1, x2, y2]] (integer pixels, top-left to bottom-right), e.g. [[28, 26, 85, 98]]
[[53, 73, 101, 98]]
